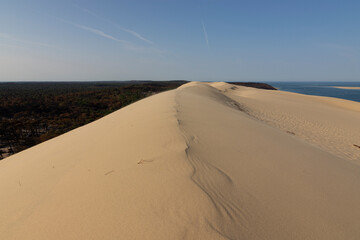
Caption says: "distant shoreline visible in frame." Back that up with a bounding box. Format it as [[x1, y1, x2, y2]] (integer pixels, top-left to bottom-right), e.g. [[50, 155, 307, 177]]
[[269, 82, 360, 103], [332, 86, 360, 90]]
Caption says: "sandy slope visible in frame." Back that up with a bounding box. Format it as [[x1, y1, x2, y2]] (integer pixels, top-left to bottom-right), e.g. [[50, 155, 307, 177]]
[[210, 82, 360, 162], [1, 82, 360, 239]]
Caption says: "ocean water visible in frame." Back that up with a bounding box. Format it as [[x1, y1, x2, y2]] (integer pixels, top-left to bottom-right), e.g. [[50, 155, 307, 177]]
[[267, 82, 360, 103]]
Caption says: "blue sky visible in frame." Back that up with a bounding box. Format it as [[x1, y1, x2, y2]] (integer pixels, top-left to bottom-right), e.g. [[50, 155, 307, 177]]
[[0, 0, 359, 81]]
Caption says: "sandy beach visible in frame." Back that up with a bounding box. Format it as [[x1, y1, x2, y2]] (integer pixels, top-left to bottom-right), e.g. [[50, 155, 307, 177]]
[[1, 82, 360, 239], [332, 86, 360, 90]]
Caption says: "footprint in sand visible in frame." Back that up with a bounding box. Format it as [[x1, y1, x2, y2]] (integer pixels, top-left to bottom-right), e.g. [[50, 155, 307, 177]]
[[137, 159, 154, 164], [104, 170, 115, 176]]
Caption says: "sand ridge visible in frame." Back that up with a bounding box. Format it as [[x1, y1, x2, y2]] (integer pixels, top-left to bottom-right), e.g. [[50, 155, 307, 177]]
[[1, 82, 360, 239], [332, 86, 360, 90]]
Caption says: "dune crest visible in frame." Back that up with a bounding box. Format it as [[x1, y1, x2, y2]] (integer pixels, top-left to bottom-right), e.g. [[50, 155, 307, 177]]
[[1, 82, 360, 239]]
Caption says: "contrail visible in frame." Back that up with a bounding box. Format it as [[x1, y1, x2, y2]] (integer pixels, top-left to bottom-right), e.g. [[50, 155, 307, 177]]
[[80, 7, 153, 44], [59, 18, 159, 52], [114, 26, 153, 44], [73, 23, 128, 43], [80, 8, 98, 18], [59, 18, 129, 44], [201, 19, 209, 47]]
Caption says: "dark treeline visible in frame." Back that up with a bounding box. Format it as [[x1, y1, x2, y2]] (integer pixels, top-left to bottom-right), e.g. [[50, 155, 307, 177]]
[[228, 82, 277, 90], [0, 81, 187, 159]]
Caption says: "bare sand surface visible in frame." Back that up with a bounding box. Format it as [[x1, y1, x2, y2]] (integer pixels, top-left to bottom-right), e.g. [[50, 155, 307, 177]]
[[1, 82, 360, 239], [332, 86, 360, 90], [211, 82, 360, 162]]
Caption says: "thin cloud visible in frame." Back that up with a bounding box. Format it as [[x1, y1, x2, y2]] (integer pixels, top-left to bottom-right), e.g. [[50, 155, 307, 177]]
[[80, 7, 153, 44], [0, 33, 59, 49], [201, 19, 209, 47]]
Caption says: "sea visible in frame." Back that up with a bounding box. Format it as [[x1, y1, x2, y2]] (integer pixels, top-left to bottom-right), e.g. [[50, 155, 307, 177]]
[[267, 82, 360, 103]]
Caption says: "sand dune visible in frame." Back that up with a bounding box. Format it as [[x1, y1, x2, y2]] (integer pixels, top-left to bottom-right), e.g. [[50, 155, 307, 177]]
[[1, 82, 360, 239], [210, 82, 360, 162]]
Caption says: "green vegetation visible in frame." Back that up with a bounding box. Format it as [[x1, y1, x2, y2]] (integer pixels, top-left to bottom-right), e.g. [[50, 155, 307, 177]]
[[0, 81, 187, 159]]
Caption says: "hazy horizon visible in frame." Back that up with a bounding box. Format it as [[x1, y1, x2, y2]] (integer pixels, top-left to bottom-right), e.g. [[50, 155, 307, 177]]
[[1, 0, 359, 82]]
